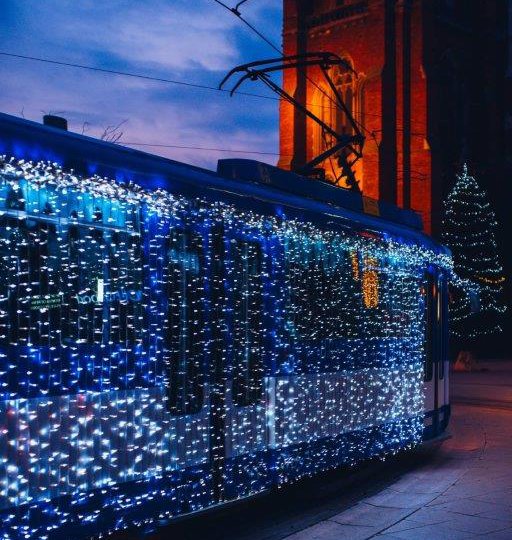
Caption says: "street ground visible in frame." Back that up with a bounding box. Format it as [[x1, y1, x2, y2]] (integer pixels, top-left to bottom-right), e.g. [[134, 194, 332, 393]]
[[123, 361, 512, 540]]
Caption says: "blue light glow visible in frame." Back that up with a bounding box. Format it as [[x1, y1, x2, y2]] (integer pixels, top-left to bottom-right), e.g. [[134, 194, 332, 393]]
[[0, 156, 451, 539]]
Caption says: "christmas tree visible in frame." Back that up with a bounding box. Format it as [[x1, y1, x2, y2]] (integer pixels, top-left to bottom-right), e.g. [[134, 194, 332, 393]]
[[442, 165, 507, 344]]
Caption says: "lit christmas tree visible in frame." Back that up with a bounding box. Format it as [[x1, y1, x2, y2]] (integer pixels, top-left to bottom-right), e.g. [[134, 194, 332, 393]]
[[442, 165, 507, 344]]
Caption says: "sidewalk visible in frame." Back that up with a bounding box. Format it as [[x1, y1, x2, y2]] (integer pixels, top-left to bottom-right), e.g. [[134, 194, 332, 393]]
[[284, 361, 512, 540]]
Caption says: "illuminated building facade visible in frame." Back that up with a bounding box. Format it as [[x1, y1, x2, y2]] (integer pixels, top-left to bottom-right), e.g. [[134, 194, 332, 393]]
[[279, 0, 511, 237]]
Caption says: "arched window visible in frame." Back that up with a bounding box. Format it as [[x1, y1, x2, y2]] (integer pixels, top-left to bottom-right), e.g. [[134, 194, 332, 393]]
[[311, 57, 364, 187], [331, 63, 355, 137]]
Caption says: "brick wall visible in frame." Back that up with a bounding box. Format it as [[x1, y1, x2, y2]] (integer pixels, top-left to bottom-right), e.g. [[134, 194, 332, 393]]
[[280, 0, 509, 235]]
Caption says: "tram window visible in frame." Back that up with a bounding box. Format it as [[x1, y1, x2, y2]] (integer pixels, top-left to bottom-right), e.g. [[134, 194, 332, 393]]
[[165, 228, 204, 416], [232, 240, 264, 407], [284, 241, 355, 342], [58, 223, 106, 346], [108, 231, 144, 345], [0, 217, 60, 346], [287, 249, 325, 341], [28, 220, 60, 346], [77, 225, 105, 345], [423, 272, 435, 382], [0, 216, 22, 345], [61, 223, 81, 344]]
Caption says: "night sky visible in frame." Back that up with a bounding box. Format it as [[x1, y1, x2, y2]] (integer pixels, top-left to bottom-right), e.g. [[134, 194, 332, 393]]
[[1, 0, 283, 170]]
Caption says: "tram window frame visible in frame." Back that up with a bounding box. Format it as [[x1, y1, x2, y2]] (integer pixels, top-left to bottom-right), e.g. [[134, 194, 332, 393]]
[[438, 275, 446, 381], [232, 239, 264, 408], [423, 271, 435, 382], [165, 227, 205, 417]]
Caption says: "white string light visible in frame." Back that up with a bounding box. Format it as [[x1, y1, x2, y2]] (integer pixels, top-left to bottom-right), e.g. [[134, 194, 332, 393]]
[[0, 156, 452, 539]]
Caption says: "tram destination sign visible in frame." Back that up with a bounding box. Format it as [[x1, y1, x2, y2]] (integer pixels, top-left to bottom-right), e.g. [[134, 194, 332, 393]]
[[30, 294, 63, 310]]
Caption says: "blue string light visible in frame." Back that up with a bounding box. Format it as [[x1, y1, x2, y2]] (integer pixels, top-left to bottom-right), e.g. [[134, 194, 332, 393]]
[[0, 157, 451, 539]]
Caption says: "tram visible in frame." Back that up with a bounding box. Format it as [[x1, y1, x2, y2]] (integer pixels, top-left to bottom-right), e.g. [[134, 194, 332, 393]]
[[0, 113, 450, 539]]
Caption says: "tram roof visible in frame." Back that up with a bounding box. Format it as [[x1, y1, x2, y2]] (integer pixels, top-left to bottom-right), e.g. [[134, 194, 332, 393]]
[[0, 112, 447, 254]]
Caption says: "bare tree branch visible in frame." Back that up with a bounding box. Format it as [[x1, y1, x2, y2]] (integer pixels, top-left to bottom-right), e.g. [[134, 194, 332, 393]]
[[100, 119, 128, 143]]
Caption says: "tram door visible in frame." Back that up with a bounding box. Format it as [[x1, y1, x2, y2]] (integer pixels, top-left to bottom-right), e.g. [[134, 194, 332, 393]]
[[423, 271, 444, 436], [437, 274, 449, 427], [209, 224, 228, 504], [209, 228, 269, 503]]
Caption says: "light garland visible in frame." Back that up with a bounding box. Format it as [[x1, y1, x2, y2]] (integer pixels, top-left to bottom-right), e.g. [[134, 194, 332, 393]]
[[350, 251, 360, 281], [442, 164, 507, 341], [362, 257, 379, 309], [0, 156, 451, 539]]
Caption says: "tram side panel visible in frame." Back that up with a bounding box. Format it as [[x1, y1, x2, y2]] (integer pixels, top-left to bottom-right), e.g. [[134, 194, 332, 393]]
[[0, 163, 449, 538], [221, 225, 429, 495], [262, 236, 426, 485]]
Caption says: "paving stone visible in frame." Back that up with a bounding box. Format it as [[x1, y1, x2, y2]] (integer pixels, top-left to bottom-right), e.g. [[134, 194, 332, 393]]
[[431, 498, 504, 516], [474, 528, 512, 539], [443, 514, 512, 535], [477, 507, 512, 522], [329, 503, 412, 528], [443, 484, 509, 500], [427, 494, 467, 507], [285, 521, 379, 540], [388, 476, 452, 495], [469, 490, 512, 505], [405, 507, 454, 525], [363, 490, 436, 509], [382, 518, 434, 534], [377, 523, 476, 540]]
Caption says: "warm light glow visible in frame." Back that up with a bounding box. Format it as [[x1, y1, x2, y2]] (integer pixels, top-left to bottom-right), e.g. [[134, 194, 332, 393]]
[[362, 257, 379, 308], [350, 251, 360, 280]]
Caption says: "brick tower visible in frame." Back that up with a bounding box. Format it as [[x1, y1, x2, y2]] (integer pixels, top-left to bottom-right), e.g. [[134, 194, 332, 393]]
[[279, 0, 510, 236]]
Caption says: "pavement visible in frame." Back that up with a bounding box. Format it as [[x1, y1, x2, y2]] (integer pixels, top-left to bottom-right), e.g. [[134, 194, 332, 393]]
[[125, 361, 512, 540]]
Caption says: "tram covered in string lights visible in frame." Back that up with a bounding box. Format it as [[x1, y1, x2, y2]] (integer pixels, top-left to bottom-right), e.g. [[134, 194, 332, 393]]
[[0, 113, 450, 539]]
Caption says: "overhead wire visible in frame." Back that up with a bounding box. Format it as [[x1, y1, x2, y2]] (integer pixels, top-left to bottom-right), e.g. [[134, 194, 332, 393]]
[[0, 51, 428, 132], [0, 51, 428, 179], [122, 141, 285, 156], [212, 0, 278, 52], [1, 13, 429, 168], [211, 0, 344, 179], [211, 1, 432, 189], [0, 51, 277, 102]]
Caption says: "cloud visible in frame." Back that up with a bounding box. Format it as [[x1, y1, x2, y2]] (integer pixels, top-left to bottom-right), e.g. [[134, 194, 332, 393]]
[[4, 0, 259, 73], [69, 1, 242, 72], [1, 55, 279, 170], [1, 0, 282, 169]]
